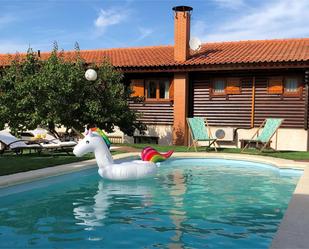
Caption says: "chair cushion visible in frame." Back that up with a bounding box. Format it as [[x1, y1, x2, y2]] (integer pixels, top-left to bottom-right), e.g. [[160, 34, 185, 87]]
[[256, 118, 283, 143], [188, 117, 209, 140]]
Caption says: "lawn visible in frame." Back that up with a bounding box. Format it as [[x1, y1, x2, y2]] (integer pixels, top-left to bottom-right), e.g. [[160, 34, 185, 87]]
[[0, 151, 95, 176], [121, 143, 309, 161], [1, 144, 309, 176]]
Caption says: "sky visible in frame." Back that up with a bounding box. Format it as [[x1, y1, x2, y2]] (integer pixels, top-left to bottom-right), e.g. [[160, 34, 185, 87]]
[[0, 0, 308, 53]]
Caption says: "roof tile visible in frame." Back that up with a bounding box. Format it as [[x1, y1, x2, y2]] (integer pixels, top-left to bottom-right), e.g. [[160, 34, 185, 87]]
[[0, 38, 308, 68]]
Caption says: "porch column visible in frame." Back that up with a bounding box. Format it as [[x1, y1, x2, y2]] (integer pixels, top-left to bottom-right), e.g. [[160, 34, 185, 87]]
[[173, 72, 189, 145]]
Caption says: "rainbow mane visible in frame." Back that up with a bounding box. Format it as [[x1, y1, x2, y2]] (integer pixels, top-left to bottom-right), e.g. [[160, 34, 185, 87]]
[[89, 127, 111, 149], [141, 146, 173, 163]]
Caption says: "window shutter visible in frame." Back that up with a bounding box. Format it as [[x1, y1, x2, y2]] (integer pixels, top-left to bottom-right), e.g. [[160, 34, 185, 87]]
[[130, 79, 144, 97], [169, 80, 174, 100], [268, 77, 283, 94], [226, 78, 241, 94]]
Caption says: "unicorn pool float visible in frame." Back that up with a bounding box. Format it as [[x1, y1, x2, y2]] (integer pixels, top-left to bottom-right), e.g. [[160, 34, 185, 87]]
[[73, 128, 173, 180]]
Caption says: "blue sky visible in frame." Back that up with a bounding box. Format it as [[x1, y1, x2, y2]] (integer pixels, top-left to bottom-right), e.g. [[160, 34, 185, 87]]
[[0, 0, 308, 53]]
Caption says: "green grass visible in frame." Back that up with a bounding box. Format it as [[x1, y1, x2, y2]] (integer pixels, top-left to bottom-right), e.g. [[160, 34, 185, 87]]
[[120, 143, 309, 161], [1, 144, 308, 176], [0, 150, 125, 176]]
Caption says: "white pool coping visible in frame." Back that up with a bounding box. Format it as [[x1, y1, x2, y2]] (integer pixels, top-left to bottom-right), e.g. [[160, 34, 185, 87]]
[[0, 152, 308, 248]]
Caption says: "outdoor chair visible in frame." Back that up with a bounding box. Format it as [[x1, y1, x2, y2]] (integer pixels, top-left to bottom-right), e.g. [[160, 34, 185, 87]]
[[187, 117, 218, 152], [29, 128, 77, 151], [0, 130, 42, 155], [241, 118, 284, 153]]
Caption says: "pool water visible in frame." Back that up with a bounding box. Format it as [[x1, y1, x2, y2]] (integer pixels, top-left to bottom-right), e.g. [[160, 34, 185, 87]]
[[0, 159, 301, 248]]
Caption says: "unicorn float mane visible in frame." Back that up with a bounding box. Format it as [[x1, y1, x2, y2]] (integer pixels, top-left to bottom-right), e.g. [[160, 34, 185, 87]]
[[86, 127, 111, 149], [141, 146, 174, 163]]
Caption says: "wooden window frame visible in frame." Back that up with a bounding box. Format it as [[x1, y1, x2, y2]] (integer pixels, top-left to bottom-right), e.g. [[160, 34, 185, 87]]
[[283, 76, 302, 97], [267, 76, 303, 97], [211, 78, 226, 96], [145, 78, 173, 102], [130, 79, 145, 97], [211, 78, 241, 96], [226, 77, 241, 94], [267, 76, 283, 95]]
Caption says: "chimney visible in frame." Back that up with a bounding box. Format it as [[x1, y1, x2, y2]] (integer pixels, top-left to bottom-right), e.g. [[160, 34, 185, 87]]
[[173, 6, 192, 62]]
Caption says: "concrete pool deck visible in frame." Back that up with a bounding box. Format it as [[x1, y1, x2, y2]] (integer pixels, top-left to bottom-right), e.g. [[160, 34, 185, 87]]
[[0, 152, 308, 248]]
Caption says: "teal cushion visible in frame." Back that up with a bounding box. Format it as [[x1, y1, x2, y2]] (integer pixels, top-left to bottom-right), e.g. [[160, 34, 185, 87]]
[[188, 117, 209, 140], [256, 118, 283, 143]]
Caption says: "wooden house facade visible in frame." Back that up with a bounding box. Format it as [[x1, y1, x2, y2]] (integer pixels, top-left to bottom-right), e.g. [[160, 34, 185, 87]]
[[0, 6, 308, 150], [120, 6, 309, 151]]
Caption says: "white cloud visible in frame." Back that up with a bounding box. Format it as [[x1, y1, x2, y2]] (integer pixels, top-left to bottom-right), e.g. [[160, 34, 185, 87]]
[[0, 14, 17, 28], [193, 0, 309, 42], [94, 8, 129, 35], [136, 27, 154, 41], [0, 40, 29, 53], [0, 39, 55, 54], [212, 0, 246, 9]]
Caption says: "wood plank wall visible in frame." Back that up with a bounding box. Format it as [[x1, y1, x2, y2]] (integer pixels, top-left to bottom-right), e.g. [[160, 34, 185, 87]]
[[192, 72, 305, 129], [254, 77, 305, 128], [192, 75, 252, 128], [128, 101, 174, 125], [126, 73, 174, 126]]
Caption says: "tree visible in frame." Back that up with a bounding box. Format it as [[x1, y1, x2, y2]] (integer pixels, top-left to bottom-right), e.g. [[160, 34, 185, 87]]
[[0, 44, 145, 136]]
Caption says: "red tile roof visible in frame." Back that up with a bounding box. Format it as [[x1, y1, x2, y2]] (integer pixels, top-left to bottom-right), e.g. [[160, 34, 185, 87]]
[[0, 38, 308, 70]]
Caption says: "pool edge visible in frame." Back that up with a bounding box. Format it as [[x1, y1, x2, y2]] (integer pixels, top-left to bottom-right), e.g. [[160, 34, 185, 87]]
[[1, 152, 308, 248]]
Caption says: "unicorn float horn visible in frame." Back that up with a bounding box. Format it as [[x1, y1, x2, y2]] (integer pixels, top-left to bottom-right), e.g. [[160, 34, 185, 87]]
[[141, 146, 174, 163]]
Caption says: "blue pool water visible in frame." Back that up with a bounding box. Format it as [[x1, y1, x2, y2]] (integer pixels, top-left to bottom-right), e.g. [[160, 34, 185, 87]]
[[0, 159, 301, 248]]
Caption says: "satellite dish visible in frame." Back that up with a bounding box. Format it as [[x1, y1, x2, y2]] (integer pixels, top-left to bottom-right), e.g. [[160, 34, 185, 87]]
[[85, 69, 97, 81], [189, 37, 202, 51]]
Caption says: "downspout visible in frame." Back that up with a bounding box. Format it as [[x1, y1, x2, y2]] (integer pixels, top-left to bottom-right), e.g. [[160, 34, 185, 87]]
[[250, 76, 256, 128], [305, 70, 309, 151]]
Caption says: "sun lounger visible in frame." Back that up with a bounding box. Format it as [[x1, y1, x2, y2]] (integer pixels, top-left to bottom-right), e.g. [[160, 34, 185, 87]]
[[29, 128, 77, 150], [0, 130, 42, 154]]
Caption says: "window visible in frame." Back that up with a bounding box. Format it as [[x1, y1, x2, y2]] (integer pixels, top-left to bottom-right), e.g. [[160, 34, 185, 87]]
[[212, 79, 225, 95], [267, 76, 302, 96], [159, 80, 170, 99], [212, 78, 241, 95], [145, 79, 171, 100], [284, 77, 300, 95], [146, 80, 157, 99]]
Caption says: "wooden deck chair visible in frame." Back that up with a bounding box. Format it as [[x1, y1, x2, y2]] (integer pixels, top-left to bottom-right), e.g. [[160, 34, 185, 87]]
[[0, 130, 42, 155], [241, 118, 284, 153], [187, 117, 218, 152]]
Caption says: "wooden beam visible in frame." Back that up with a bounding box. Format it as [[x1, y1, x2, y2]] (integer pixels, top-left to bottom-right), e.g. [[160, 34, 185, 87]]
[[120, 62, 309, 74], [305, 83, 309, 130], [250, 76, 256, 128]]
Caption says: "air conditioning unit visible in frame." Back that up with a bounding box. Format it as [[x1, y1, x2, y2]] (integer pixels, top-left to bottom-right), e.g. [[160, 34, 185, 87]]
[[213, 127, 235, 141]]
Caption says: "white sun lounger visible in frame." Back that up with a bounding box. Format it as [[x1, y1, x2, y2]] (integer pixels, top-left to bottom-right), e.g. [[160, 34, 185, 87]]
[[0, 130, 42, 154], [29, 128, 77, 149]]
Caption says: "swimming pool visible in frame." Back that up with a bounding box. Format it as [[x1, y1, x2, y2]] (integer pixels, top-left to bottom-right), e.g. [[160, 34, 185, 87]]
[[0, 158, 301, 248]]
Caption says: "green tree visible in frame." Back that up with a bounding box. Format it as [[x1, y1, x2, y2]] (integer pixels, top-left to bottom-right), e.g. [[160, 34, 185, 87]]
[[0, 44, 145, 136]]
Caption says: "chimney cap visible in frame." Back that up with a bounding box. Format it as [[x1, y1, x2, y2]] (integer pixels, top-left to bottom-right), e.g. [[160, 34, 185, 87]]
[[172, 6, 193, 12]]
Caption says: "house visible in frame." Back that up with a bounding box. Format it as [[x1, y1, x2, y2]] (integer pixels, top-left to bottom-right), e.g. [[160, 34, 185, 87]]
[[1, 6, 309, 151]]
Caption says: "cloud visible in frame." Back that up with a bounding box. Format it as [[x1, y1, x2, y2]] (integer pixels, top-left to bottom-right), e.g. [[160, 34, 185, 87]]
[[136, 27, 154, 41], [0, 39, 57, 54], [212, 0, 246, 9], [0, 40, 29, 53], [193, 0, 309, 42], [94, 8, 129, 35], [0, 14, 17, 28]]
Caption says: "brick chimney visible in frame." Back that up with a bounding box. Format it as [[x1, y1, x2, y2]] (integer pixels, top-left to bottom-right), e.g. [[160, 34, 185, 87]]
[[173, 6, 192, 62]]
